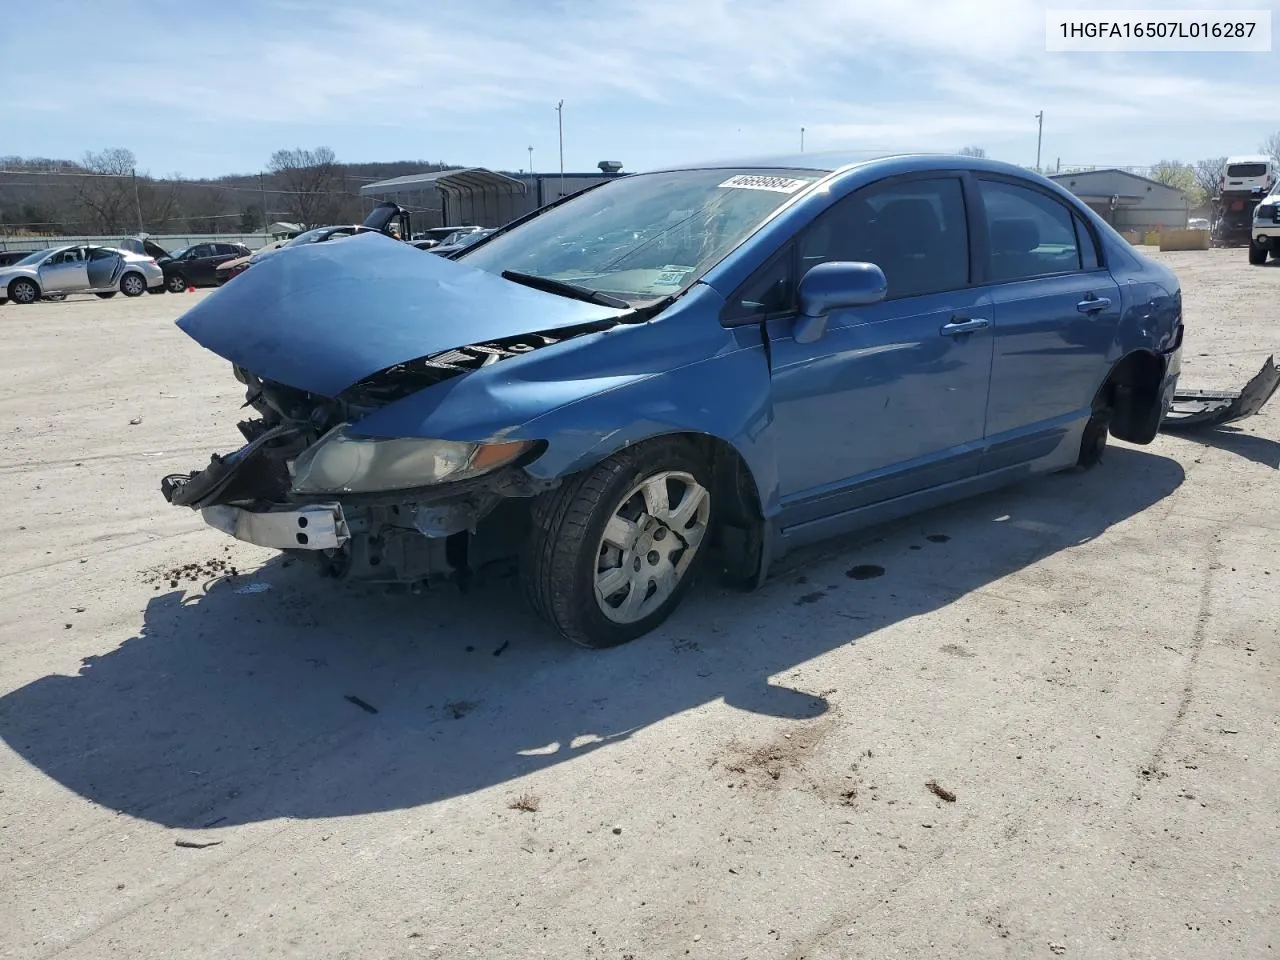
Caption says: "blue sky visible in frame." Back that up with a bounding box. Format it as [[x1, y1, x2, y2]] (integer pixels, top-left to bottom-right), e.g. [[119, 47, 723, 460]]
[[4, 0, 1277, 178]]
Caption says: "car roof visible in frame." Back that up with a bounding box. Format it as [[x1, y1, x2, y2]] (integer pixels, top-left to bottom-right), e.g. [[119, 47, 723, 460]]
[[639, 150, 1049, 182]]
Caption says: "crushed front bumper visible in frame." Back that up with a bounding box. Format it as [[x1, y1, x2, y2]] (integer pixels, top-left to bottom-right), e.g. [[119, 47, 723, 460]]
[[201, 503, 350, 550]]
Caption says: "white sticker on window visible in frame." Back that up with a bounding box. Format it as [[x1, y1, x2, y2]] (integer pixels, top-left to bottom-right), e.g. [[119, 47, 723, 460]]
[[718, 174, 813, 194], [654, 270, 688, 286]]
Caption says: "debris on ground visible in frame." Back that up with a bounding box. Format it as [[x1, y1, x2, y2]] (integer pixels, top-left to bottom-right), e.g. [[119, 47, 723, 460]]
[[926, 780, 957, 802], [846, 564, 885, 580], [344, 695, 379, 715], [1161, 355, 1280, 431], [143, 558, 239, 586], [508, 793, 540, 813], [129, 417, 142, 425], [174, 839, 222, 849]]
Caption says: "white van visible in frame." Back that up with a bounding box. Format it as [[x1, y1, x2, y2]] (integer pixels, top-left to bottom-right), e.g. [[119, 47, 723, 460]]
[[1222, 155, 1277, 194]]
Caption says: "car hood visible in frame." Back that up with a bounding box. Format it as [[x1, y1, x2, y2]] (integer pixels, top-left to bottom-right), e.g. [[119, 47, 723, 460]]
[[175, 231, 631, 397]]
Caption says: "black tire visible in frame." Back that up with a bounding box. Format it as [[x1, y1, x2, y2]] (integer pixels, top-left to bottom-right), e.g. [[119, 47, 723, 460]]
[[8, 277, 39, 305], [1076, 408, 1111, 469], [96, 291, 117, 300], [120, 272, 147, 297], [165, 273, 187, 293], [520, 438, 714, 648], [1248, 241, 1267, 265]]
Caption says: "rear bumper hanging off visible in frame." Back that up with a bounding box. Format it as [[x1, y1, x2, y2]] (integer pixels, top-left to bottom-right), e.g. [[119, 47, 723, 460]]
[[1161, 355, 1280, 431]]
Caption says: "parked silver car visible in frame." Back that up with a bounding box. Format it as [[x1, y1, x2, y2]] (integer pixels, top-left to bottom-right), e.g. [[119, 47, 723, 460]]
[[0, 245, 164, 305]]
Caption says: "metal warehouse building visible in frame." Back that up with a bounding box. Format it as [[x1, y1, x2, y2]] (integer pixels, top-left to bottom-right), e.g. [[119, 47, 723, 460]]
[[359, 162, 627, 230], [1049, 169, 1190, 230]]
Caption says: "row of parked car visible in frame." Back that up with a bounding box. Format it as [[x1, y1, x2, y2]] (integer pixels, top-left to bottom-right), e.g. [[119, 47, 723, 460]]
[[0, 207, 494, 305]]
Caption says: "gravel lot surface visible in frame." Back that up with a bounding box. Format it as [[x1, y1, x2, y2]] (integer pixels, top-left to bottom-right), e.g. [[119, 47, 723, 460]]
[[1, 248, 1277, 959]]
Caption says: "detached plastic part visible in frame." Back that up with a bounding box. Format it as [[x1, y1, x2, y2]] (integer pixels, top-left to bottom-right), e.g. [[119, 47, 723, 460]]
[[1161, 355, 1280, 431]]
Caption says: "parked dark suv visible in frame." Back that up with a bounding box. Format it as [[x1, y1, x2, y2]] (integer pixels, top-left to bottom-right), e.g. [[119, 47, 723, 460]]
[[158, 242, 251, 292]]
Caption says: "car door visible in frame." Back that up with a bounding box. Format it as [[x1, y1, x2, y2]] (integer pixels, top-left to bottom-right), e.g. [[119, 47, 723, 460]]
[[974, 177, 1122, 471], [86, 246, 124, 289], [39, 247, 89, 292], [187, 244, 219, 284], [753, 174, 994, 528], [209, 243, 242, 275]]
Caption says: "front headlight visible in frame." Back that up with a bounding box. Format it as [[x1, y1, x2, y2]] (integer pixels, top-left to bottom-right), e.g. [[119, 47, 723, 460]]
[[290, 424, 533, 494]]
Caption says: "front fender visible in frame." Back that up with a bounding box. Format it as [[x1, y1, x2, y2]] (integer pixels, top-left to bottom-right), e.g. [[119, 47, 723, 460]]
[[347, 283, 782, 518]]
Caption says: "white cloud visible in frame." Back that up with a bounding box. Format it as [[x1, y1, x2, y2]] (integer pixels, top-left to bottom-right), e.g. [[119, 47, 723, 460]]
[[6, 0, 1273, 171]]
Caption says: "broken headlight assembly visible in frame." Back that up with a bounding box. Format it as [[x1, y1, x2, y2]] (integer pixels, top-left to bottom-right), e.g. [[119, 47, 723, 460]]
[[289, 424, 534, 494]]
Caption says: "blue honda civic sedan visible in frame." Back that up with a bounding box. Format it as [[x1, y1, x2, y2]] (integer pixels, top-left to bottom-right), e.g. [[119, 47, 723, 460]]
[[162, 152, 1183, 648]]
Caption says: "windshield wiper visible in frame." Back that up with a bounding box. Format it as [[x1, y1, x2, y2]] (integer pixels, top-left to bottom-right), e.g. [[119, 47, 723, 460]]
[[501, 270, 630, 309]]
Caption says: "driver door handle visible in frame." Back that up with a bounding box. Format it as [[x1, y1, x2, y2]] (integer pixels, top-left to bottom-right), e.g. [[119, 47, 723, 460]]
[[940, 317, 990, 336], [1077, 296, 1112, 314]]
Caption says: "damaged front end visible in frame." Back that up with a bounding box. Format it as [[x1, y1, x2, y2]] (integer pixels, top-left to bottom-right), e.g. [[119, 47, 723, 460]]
[[161, 332, 578, 586], [161, 231, 643, 587]]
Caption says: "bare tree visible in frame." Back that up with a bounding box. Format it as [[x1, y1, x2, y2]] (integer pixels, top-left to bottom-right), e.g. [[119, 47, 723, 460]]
[[74, 148, 138, 232], [267, 146, 344, 227], [1260, 131, 1280, 166], [958, 146, 986, 158], [1191, 157, 1227, 204]]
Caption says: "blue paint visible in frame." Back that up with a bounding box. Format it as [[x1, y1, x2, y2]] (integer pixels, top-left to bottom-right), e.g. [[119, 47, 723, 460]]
[[177, 154, 1183, 576]]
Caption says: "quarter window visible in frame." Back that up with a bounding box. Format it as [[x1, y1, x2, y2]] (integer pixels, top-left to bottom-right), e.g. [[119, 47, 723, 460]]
[[798, 177, 969, 300], [722, 246, 795, 322], [979, 179, 1081, 281]]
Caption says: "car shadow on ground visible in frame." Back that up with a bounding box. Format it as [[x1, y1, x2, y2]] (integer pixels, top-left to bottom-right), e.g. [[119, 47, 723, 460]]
[[0, 446, 1183, 830], [1176, 425, 1280, 469]]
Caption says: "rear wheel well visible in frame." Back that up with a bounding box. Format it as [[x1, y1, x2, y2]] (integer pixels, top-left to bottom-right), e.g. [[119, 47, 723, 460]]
[[1096, 350, 1165, 444]]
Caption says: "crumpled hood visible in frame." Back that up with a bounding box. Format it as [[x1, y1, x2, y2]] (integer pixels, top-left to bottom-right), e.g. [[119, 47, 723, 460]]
[[175, 232, 629, 397]]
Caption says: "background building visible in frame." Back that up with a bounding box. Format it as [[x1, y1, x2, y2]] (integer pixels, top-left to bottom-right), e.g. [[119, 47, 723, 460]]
[[359, 162, 626, 230], [1049, 169, 1190, 230]]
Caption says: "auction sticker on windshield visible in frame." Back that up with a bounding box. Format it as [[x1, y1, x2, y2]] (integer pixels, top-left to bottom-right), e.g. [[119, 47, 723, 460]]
[[718, 174, 815, 194]]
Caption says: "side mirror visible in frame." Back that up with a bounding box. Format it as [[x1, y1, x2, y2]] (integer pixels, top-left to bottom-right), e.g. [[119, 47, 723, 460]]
[[793, 261, 887, 343]]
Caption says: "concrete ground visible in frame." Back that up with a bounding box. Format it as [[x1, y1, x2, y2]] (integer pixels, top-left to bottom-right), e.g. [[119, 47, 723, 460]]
[[1, 249, 1277, 959]]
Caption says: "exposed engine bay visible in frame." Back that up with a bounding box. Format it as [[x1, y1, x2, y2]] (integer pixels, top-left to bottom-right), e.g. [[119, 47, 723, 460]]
[[160, 330, 576, 587]]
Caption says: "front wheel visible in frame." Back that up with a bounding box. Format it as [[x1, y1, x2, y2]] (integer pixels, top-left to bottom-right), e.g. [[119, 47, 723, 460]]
[[520, 439, 714, 648], [96, 291, 117, 300], [165, 273, 187, 293], [120, 272, 147, 297], [1249, 241, 1268, 265], [8, 278, 39, 305]]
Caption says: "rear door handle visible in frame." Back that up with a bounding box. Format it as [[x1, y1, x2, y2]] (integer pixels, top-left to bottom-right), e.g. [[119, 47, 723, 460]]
[[940, 317, 990, 336], [1077, 296, 1112, 313]]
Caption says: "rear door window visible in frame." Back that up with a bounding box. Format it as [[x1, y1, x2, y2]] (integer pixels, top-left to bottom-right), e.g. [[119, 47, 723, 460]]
[[978, 179, 1081, 281]]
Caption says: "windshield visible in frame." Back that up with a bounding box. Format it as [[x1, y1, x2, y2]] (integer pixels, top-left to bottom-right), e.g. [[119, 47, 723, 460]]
[[13, 248, 55, 266], [459, 168, 824, 302], [286, 228, 331, 246], [167, 245, 193, 260]]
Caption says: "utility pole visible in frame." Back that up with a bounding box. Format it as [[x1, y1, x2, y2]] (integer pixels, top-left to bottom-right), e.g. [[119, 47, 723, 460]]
[[259, 172, 269, 239], [556, 99, 565, 199], [132, 168, 144, 233], [528, 145, 534, 177], [1034, 111, 1044, 173], [800, 127, 805, 152]]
